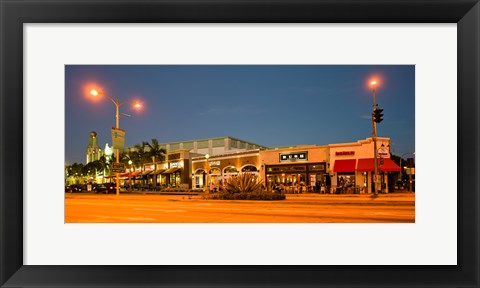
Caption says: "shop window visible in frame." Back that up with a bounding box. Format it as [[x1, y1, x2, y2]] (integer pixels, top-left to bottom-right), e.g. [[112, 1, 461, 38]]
[[337, 173, 356, 187], [309, 164, 325, 171], [223, 166, 238, 174], [209, 168, 221, 175], [195, 169, 206, 175]]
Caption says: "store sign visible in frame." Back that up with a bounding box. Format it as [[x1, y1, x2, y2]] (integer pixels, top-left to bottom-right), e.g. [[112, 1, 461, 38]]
[[377, 147, 390, 157], [111, 162, 125, 173], [335, 151, 355, 156], [145, 164, 154, 171], [209, 161, 220, 166], [170, 162, 181, 168], [279, 152, 308, 162]]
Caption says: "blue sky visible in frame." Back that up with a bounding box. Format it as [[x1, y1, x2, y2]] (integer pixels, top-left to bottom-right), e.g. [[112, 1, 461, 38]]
[[65, 65, 415, 164]]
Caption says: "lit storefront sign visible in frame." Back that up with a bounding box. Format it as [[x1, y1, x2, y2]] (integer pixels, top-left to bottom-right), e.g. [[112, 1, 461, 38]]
[[279, 151, 308, 162], [335, 151, 355, 156], [170, 162, 182, 168], [144, 164, 154, 171], [208, 161, 220, 166]]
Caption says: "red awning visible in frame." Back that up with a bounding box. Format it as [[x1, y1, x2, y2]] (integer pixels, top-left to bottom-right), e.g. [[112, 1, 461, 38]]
[[333, 159, 356, 172], [357, 158, 401, 172], [118, 171, 141, 177], [130, 171, 141, 177]]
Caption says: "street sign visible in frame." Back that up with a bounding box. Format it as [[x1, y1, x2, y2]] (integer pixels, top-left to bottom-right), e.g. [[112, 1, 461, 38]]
[[112, 162, 125, 169], [377, 147, 390, 157], [111, 163, 125, 173]]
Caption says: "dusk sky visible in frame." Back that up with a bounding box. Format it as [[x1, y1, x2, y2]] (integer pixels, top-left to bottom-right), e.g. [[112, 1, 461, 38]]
[[65, 65, 415, 165]]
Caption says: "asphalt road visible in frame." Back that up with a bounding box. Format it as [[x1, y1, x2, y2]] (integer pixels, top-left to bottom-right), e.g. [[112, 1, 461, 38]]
[[65, 192, 415, 223]]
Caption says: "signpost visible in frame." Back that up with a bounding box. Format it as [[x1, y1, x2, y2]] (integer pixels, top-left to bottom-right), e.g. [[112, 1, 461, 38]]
[[112, 162, 125, 173]]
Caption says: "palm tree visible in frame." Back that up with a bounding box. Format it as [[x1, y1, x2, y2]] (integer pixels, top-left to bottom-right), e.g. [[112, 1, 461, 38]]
[[146, 138, 166, 190], [119, 151, 134, 190], [133, 141, 149, 188]]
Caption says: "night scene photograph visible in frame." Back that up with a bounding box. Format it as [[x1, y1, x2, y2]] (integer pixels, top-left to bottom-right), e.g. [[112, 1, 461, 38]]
[[65, 65, 415, 223]]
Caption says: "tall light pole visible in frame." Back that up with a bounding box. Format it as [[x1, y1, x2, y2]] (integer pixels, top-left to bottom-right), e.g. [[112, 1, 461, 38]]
[[90, 89, 141, 196], [128, 159, 133, 192], [370, 80, 380, 195]]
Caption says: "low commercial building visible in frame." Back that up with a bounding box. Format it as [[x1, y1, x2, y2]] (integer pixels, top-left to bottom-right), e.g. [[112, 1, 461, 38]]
[[259, 145, 329, 193], [329, 137, 400, 193], [84, 133, 401, 192], [191, 150, 261, 189]]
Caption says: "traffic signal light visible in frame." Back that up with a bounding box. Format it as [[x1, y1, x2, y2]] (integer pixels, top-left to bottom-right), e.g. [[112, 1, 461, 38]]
[[373, 106, 384, 123]]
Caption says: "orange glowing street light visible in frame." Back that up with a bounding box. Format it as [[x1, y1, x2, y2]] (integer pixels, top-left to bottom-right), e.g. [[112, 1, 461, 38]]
[[89, 89, 141, 129], [89, 88, 142, 196]]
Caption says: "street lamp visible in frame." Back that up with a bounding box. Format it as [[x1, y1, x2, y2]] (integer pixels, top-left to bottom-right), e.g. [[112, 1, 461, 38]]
[[90, 89, 141, 196], [128, 159, 133, 192], [370, 80, 380, 195]]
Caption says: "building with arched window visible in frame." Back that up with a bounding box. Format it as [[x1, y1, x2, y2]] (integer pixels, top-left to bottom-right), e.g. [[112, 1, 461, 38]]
[[84, 133, 401, 192]]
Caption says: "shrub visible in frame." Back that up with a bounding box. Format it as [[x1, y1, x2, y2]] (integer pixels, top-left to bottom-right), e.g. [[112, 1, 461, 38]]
[[224, 173, 264, 194]]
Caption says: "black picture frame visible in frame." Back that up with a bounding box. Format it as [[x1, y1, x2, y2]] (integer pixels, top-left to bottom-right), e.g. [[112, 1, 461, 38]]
[[1, 0, 479, 287]]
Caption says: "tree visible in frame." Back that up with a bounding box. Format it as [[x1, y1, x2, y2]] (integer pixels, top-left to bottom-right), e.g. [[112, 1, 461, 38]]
[[133, 141, 149, 188], [145, 138, 166, 189], [66, 163, 84, 184]]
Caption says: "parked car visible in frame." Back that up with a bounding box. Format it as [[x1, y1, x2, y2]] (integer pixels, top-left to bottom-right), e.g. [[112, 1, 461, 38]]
[[70, 184, 84, 192], [65, 185, 72, 193], [96, 183, 116, 194]]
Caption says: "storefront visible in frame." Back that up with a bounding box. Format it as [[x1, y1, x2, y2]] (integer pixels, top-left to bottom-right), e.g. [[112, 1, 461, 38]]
[[140, 149, 192, 188], [328, 138, 400, 193], [356, 157, 401, 193], [191, 150, 260, 190], [332, 159, 357, 193], [259, 146, 329, 192]]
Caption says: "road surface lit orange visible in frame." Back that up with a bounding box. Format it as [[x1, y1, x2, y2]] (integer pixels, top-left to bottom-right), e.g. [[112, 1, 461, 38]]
[[65, 192, 415, 223]]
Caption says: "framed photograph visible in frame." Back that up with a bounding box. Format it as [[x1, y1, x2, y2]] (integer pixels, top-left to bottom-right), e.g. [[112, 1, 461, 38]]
[[1, 0, 479, 287]]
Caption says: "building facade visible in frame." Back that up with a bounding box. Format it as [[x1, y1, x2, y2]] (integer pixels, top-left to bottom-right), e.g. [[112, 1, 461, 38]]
[[83, 133, 401, 192], [191, 150, 261, 189], [259, 145, 329, 193]]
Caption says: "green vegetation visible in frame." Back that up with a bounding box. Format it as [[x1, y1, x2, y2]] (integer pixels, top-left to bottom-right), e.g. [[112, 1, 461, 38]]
[[208, 173, 286, 200], [223, 172, 263, 193]]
